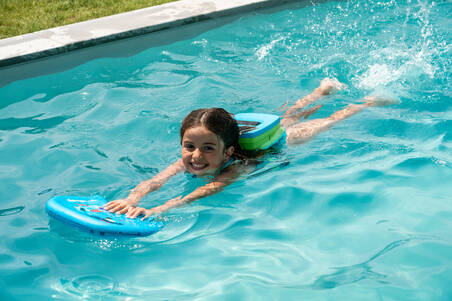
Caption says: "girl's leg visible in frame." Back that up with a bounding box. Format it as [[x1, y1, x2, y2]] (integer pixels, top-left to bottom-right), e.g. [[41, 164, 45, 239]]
[[285, 98, 378, 145], [281, 78, 346, 128]]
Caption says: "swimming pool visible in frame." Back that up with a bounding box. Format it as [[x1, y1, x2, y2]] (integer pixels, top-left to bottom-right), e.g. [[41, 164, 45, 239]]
[[1, 0, 451, 299]]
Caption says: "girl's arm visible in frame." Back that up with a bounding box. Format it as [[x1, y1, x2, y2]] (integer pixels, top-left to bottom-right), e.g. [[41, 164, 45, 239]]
[[126, 163, 247, 220], [104, 159, 185, 214]]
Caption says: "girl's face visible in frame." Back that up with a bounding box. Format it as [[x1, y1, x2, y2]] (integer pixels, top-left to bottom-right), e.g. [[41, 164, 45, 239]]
[[181, 126, 234, 176]]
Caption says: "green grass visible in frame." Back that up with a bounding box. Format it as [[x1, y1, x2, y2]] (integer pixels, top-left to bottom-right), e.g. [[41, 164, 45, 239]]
[[0, 0, 178, 39]]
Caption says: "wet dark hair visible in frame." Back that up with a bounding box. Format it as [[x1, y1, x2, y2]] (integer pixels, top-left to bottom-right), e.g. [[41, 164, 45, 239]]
[[180, 108, 243, 157]]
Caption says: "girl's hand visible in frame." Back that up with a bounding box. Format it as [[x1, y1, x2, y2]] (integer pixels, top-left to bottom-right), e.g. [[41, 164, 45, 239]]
[[125, 196, 183, 220], [125, 206, 164, 220], [104, 198, 138, 214]]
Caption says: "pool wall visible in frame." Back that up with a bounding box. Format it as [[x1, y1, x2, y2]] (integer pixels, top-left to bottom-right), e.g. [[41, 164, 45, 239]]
[[0, 0, 298, 68]]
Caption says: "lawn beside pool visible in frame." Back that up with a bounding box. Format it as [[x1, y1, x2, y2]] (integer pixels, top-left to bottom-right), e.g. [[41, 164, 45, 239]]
[[0, 0, 178, 39]]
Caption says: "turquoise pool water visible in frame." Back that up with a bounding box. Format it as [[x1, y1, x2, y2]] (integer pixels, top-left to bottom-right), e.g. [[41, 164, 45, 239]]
[[1, 0, 451, 299]]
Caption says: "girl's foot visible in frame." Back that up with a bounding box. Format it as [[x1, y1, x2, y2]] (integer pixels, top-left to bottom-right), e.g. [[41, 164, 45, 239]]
[[289, 78, 346, 112], [314, 78, 347, 96], [282, 78, 347, 127]]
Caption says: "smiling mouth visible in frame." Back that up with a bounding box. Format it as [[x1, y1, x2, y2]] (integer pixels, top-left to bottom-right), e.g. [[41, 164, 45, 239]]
[[190, 162, 207, 171]]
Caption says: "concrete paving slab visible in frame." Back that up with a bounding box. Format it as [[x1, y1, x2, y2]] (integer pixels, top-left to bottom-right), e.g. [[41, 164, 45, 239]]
[[0, 0, 296, 67]]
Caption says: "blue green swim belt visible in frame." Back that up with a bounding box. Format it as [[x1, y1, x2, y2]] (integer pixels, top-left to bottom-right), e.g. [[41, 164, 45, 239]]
[[235, 113, 285, 151]]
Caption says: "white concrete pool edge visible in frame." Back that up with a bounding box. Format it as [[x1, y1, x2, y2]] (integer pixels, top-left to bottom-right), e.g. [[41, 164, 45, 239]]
[[0, 0, 297, 67]]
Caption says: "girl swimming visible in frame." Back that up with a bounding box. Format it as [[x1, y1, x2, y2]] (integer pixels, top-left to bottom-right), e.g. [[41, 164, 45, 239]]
[[105, 78, 392, 219]]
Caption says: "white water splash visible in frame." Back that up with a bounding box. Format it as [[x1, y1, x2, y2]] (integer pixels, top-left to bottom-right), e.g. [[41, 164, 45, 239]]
[[356, 45, 437, 90], [357, 64, 401, 89], [255, 37, 284, 61], [354, 1, 441, 91]]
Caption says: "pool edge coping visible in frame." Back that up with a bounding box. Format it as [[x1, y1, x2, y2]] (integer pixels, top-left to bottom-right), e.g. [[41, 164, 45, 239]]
[[0, 0, 297, 68]]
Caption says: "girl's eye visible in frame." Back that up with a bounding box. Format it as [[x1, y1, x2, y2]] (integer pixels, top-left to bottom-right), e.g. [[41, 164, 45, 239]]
[[203, 146, 215, 151], [184, 144, 194, 150]]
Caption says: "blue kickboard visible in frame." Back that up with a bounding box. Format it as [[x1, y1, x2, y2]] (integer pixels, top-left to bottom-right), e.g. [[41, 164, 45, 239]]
[[234, 113, 280, 138], [46, 195, 163, 237]]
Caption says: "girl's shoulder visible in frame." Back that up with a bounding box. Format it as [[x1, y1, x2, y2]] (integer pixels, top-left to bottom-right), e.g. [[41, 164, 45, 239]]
[[223, 158, 260, 175]]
